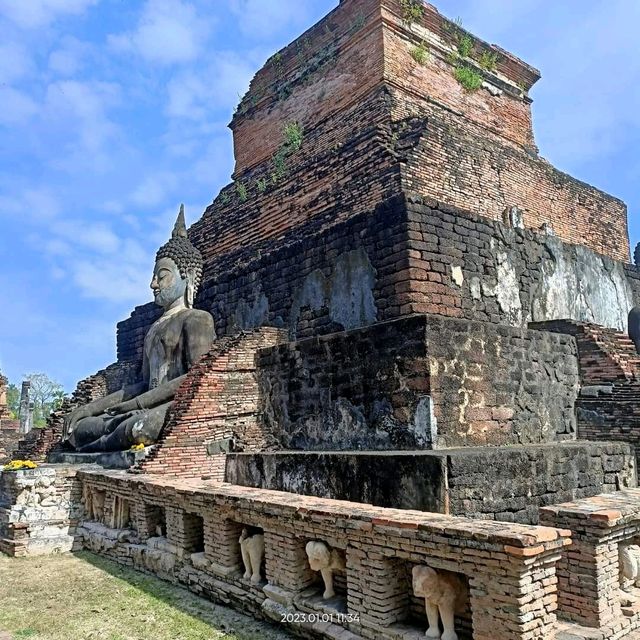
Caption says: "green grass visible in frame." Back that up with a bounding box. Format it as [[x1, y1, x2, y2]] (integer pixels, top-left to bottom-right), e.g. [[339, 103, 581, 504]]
[[282, 121, 303, 152], [409, 41, 430, 65], [478, 51, 498, 72], [400, 0, 424, 26], [235, 182, 248, 203], [457, 34, 474, 58], [454, 65, 483, 92], [0, 552, 291, 640]]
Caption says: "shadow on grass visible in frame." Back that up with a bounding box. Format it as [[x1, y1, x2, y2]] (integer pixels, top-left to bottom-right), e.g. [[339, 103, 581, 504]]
[[75, 550, 291, 640]]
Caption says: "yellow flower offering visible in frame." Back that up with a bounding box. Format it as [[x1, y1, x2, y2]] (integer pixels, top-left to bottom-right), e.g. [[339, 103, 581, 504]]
[[130, 443, 145, 451], [3, 459, 38, 471]]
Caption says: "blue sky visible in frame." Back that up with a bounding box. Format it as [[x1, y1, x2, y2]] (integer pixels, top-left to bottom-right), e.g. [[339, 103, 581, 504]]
[[0, 0, 638, 391]]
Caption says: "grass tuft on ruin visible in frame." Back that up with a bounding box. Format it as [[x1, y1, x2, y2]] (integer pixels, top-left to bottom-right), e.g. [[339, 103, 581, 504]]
[[454, 65, 483, 92], [410, 41, 430, 65]]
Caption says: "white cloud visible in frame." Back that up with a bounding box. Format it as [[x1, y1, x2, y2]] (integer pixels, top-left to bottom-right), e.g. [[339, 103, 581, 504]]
[[0, 187, 61, 221], [0, 41, 33, 84], [131, 173, 178, 208], [107, 0, 212, 65], [48, 37, 91, 75], [229, 0, 317, 39], [35, 224, 153, 304], [101, 200, 125, 214], [0, 86, 39, 126], [56, 221, 121, 254], [166, 52, 254, 119], [43, 80, 121, 153], [45, 239, 72, 256], [0, 0, 98, 29], [71, 254, 151, 303]]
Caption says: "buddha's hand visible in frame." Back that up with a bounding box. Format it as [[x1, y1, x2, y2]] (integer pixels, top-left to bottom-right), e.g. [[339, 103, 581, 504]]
[[107, 399, 140, 416], [63, 406, 91, 438]]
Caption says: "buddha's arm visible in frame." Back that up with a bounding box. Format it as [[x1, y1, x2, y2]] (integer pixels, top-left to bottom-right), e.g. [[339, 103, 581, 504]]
[[107, 375, 186, 414], [63, 381, 147, 436]]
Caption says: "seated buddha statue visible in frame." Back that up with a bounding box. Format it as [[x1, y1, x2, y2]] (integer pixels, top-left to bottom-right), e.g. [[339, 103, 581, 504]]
[[62, 205, 215, 453], [630, 307, 640, 355]]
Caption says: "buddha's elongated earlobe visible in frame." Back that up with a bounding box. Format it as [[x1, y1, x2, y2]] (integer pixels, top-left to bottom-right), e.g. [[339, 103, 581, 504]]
[[186, 267, 196, 308]]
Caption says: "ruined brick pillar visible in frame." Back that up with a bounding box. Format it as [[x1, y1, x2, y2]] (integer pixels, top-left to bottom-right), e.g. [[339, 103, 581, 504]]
[[345, 547, 408, 626], [263, 530, 315, 592], [19, 381, 32, 435], [469, 553, 560, 640], [203, 508, 243, 576], [0, 374, 8, 420]]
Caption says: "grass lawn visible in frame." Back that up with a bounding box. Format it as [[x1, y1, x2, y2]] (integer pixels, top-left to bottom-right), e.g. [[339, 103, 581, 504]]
[[0, 551, 292, 640]]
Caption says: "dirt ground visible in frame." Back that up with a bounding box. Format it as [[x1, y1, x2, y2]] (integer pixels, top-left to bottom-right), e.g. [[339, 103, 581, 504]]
[[0, 551, 292, 640]]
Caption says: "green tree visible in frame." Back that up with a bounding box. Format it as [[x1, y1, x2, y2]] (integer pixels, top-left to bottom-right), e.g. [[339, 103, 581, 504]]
[[6, 383, 20, 418], [24, 373, 65, 428]]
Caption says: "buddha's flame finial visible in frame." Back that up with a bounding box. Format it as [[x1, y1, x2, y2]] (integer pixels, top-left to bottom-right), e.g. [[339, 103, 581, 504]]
[[172, 203, 188, 239]]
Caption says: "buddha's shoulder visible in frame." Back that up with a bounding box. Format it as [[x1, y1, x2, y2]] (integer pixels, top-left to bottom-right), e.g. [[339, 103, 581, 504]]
[[181, 308, 215, 328]]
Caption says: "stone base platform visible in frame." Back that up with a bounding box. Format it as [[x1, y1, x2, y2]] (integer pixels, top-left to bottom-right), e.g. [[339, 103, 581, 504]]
[[0, 465, 87, 556], [49, 446, 155, 470], [226, 441, 636, 524], [555, 620, 640, 639]]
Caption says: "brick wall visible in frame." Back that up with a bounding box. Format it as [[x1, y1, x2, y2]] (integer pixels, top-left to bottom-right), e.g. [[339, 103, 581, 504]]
[[541, 489, 640, 638], [120, 194, 411, 360], [394, 94, 629, 261], [213, 0, 628, 267], [257, 315, 432, 451], [0, 423, 21, 464], [230, 0, 385, 175], [532, 320, 640, 470], [194, 84, 401, 268], [401, 198, 636, 329], [382, 1, 537, 150], [428, 316, 580, 447]]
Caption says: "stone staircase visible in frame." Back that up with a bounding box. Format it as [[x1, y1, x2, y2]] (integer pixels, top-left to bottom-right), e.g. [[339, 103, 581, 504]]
[[531, 319, 640, 469], [530, 320, 640, 383]]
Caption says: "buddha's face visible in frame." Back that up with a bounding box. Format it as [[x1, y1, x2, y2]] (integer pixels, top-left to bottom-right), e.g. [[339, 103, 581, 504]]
[[150, 257, 187, 310]]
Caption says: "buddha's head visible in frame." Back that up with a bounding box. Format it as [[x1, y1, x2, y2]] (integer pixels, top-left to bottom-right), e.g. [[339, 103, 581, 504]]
[[152, 204, 203, 310]]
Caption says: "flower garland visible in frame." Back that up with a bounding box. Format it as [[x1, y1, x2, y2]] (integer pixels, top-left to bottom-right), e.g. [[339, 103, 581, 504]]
[[3, 459, 38, 471]]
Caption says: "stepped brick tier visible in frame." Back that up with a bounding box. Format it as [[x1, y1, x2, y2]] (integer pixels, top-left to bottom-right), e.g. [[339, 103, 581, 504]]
[[117, 196, 640, 368], [531, 320, 640, 469], [4, 1, 640, 640], [227, 442, 635, 524]]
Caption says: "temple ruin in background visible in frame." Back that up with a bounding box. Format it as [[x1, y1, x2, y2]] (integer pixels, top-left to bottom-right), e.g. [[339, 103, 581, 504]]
[[0, 374, 20, 463]]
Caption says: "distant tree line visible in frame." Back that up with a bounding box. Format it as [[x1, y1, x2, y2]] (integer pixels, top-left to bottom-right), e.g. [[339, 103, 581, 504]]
[[4, 373, 65, 428]]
